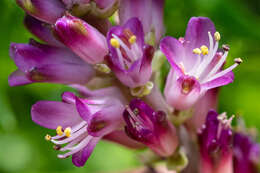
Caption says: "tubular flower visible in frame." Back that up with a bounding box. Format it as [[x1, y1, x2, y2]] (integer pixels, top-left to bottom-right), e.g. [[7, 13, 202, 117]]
[[16, 0, 66, 24], [160, 17, 241, 110], [107, 18, 154, 88], [198, 110, 234, 173], [31, 90, 125, 167], [119, 0, 165, 45], [123, 99, 178, 157], [54, 14, 109, 65], [8, 40, 95, 86], [233, 133, 260, 173]]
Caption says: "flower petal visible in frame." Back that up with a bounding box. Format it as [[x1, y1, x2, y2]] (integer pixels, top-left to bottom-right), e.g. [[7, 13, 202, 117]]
[[8, 69, 33, 86], [31, 101, 82, 129], [201, 71, 234, 91], [184, 17, 216, 49], [72, 137, 100, 167]]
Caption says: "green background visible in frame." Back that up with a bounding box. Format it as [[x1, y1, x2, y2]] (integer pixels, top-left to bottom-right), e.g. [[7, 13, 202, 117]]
[[0, 0, 259, 172]]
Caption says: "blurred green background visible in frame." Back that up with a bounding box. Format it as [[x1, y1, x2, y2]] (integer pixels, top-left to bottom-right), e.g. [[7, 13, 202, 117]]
[[0, 0, 259, 172]]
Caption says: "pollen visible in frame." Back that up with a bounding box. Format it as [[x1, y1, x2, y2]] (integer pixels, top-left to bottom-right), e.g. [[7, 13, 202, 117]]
[[56, 126, 63, 136], [200, 45, 209, 55], [128, 35, 137, 44], [214, 32, 221, 41], [45, 134, 52, 141], [110, 38, 120, 48], [193, 48, 201, 55], [64, 127, 72, 138]]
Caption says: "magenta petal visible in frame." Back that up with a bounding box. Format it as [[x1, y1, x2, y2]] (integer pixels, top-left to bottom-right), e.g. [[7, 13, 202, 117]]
[[160, 36, 185, 76], [202, 71, 234, 90], [16, 0, 66, 24], [184, 17, 216, 49], [8, 70, 33, 86], [24, 15, 63, 47], [54, 14, 108, 64], [75, 97, 91, 122], [31, 101, 82, 129], [72, 137, 100, 167]]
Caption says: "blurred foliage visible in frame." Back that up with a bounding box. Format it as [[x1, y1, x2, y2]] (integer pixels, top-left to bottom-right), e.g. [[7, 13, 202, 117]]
[[0, 0, 260, 172]]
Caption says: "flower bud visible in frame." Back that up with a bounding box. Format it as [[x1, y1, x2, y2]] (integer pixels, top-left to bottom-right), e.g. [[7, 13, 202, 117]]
[[16, 0, 66, 24], [54, 14, 109, 64]]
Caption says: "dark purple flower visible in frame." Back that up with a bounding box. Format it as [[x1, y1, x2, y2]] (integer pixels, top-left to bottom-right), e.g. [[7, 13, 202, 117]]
[[123, 99, 178, 157], [198, 110, 234, 173], [119, 0, 165, 45], [54, 14, 109, 64], [8, 40, 95, 86], [161, 17, 241, 110], [16, 0, 66, 24], [31, 89, 125, 167], [233, 133, 260, 173], [107, 18, 154, 88]]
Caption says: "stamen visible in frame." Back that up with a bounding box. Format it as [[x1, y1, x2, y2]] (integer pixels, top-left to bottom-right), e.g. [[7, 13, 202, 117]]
[[214, 32, 221, 41], [94, 64, 111, 74], [200, 45, 209, 55], [56, 126, 63, 136], [110, 38, 120, 48], [128, 35, 137, 44], [205, 58, 242, 82], [222, 44, 230, 52], [234, 58, 243, 64], [64, 127, 72, 138], [179, 62, 185, 74], [45, 134, 52, 141], [193, 48, 201, 55]]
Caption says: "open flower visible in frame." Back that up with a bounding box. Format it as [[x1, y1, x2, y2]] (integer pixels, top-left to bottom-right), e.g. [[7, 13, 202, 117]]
[[160, 17, 242, 110], [119, 0, 165, 45], [233, 132, 260, 173], [8, 40, 95, 86], [31, 90, 125, 167], [123, 99, 178, 157], [107, 18, 154, 88], [198, 110, 234, 173]]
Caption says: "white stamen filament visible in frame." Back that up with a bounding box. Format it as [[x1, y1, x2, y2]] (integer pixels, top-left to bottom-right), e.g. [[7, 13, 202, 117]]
[[205, 63, 238, 82], [58, 136, 93, 159], [112, 34, 135, 60]]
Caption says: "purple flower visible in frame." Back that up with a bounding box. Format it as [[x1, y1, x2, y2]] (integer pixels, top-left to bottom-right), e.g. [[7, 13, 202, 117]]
[[119, 0, 165, 45], [160, 17, 241, 110], [233, 133, 260, 173], [16, 0, 66, 24], [198, 110, 234, 173], [123, 99, 178, 157], [8, 40, 95, 86], [107, 18, 154, 88], [31, 90, 125, 167], [54, 14, 109, 65]]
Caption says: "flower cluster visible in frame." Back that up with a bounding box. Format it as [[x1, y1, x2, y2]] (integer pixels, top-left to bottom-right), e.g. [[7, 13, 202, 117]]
[[10, 0, 259, 172]]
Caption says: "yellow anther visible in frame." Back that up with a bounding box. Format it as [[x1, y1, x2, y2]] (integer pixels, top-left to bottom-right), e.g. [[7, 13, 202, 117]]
[[64, 127, 72, 138], [193, 48, 202, 55], [45, 134, 52, 141], [200, 45, 209, 55], [110, 38, 120, 48], [214, 32, 221, 41], [128, 35, 137, 44], [56, 126, 63, 136]]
